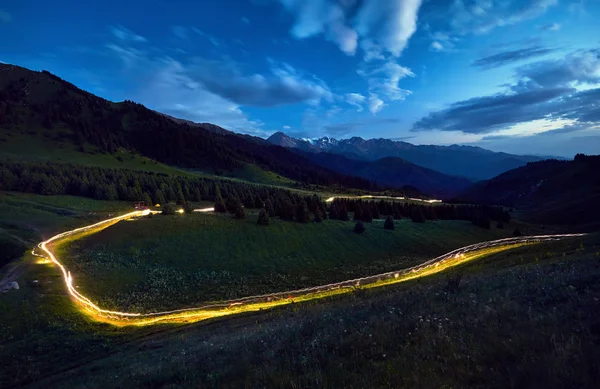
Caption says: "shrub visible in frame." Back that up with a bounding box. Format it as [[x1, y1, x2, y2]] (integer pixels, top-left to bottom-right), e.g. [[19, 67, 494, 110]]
[[313, 209, 324, 223], [257, 209, 269, 225], [214, 195, 227, 213], [353, 222, 366, 234], [234, 205, 246, 219], [384, 216, 395, 230], [162, 204, 176, 215], [184, 202, 195, 214]]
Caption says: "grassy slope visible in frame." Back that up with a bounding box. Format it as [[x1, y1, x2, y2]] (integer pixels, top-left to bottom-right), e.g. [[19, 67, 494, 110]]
[[0, 128, 298, 188], [1, 233, 597, 388], [0, 192, 132, 236], [56, 213, 512, 312]]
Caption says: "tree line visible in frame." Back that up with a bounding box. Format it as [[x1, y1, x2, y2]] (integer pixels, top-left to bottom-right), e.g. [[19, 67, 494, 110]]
[[0, 160, 328, 221], [0, 160, 509, 229], [328, 198, 510, 229]]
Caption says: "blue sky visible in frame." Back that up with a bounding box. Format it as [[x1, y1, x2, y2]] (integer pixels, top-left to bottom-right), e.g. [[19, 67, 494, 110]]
[[1, 0, 599, 157]]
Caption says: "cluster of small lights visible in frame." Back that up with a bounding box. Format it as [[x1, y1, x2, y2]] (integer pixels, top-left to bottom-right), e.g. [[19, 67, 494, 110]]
[[34, 209, 585, 327]]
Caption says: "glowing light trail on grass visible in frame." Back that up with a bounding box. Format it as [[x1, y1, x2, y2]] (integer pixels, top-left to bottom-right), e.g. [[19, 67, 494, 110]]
[[325, 195, 442, 203], [35, 210, 584, 327]]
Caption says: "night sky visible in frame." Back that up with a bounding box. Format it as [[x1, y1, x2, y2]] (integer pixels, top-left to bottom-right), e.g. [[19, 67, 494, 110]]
[[1, 0, 599, 156]]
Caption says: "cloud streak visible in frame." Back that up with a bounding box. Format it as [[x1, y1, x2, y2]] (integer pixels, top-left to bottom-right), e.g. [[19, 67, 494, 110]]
[[186, 59, 334, 107], [413, 48, 600, 136], [110, 25, 147, 42], [472, 45, 556, 69], [412, 87, 574, 133], [424, 0, 559, 53]]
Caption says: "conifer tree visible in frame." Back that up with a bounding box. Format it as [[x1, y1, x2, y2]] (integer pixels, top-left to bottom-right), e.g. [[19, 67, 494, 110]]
[[296, 201, 310, 223], [384, 215, 395, 230], [353, 221, 366, 234], [257, 209, 270, 225], [410, 206, 426, 223], [214, 193, 227, 213]]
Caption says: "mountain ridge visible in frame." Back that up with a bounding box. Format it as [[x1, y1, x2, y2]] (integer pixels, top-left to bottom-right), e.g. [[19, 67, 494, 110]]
[[455, 154, 600, 226], [295, 150, 473, 198], [0, 63, 377, 190], [267, 132, 544, 180]]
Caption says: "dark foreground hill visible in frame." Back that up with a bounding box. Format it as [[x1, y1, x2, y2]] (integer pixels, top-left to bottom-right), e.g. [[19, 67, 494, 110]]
[[0, 63, 375, 190], [267, 131, 543, 180], [298, 151, 473, 198], [457, 154, 600, 226]]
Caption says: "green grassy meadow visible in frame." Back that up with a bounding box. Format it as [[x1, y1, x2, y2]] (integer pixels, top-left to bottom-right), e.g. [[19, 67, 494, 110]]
[[56, 212, 512, 312], [1, 191, 598, 388], [1, 230, 597, 388]]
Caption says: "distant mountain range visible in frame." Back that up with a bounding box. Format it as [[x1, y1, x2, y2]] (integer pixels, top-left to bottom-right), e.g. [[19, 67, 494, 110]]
[[456, 154, 600, 226], [296, 150, 472, 198], [267, 132, 543, 180]]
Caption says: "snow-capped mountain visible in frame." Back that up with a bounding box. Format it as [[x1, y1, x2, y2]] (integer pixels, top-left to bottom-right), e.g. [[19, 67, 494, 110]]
[[267, 132, 543, 180]]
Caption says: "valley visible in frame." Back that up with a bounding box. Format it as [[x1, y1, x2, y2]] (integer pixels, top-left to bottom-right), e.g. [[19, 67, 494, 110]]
[[1, 45, 599, 389]]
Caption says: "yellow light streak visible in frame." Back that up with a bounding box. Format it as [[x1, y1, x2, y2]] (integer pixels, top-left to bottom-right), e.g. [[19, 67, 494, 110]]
[[34, 210, 585, 327], [324, 195, 442, 203], [193, 207, 215, 213]]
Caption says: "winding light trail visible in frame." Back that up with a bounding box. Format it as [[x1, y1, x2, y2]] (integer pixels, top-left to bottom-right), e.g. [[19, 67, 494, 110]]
[[34, 210, 584, 327], [325, 195, 442, 204]]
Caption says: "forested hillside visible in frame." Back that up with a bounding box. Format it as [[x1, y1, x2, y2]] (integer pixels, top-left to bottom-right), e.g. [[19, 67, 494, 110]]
[[456, 154, 600, 226], [0, 64, 375, 190]]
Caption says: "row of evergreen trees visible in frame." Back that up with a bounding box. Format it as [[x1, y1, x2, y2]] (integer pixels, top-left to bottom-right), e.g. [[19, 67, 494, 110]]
[[0, 160, 327, 221], [327, 198, 510, 227], [0, 160, 509, 228]]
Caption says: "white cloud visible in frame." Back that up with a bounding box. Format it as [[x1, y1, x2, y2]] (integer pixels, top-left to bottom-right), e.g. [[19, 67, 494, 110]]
[[355, 0, 423, 57], [425, 0, 558, 53], [277, 0, 422, 58], [345, 93, 366, 111], [110, 25, 147, 42], [452, 0, 558, 35], [105, 44, 145, 69], [279, 0, 357, 55], [140, 59, 267, 136], [368, 94, 386, 114], [359, 60, 415, 106], [329, 17, 358, 55], [430, 41, 444, 51], [283, 125, 291, 129], [360, 39, 385, 62]]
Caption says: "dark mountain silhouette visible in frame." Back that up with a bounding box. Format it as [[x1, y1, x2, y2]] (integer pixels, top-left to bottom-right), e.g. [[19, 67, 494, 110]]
[[267, 132, 543, 180], [297, 151, 473, 198], [0, 63, 376, 190], [456, 154, 600, 226]]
